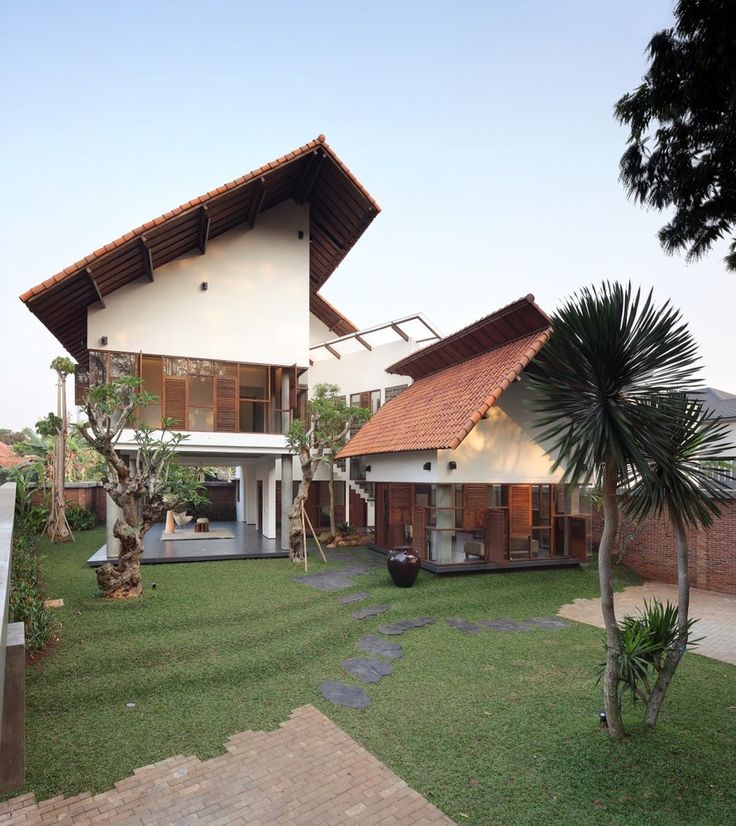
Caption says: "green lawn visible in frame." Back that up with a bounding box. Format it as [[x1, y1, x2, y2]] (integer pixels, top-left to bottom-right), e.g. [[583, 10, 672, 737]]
[[13, 527, 736, 824]]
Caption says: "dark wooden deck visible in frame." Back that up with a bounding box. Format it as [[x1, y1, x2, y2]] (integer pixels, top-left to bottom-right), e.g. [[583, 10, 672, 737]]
[[87, 522, 288, 566], [366, 544, 581, 575]]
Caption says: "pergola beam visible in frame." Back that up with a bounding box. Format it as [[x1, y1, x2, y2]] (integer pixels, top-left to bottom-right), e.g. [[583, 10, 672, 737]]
[[247, 178, 266, 229], [140, 237, 154, 282], [355, 334, 372, 351], [85, 267, 105, 308], [391, 322, 409, 341], [198, 205, 211, 254], [324, 343, 341, 359]]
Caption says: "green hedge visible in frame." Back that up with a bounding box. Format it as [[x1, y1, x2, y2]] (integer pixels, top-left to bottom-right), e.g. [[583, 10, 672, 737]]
[[9, 531, 57, 654]]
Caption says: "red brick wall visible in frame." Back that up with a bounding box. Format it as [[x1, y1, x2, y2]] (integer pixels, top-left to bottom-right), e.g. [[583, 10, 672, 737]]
[[592, 499, 736, 596], [31, 484, 106, 523]]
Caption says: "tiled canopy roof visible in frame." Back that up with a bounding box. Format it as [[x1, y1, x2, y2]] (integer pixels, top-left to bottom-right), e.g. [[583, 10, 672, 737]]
[[338, 321, 551, 458], [19, 135, 378, 363]]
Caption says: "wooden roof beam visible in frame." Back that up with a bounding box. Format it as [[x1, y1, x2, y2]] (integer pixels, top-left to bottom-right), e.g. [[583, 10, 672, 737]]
[[324, 343, 341, 359], [391, 322, 409, 341], [140, 237, 154, 282], [198, 205, 211, 254], [296, 150, 326, 205], [86, 267, 105, 308], [247, 178, 266, 229], [355, 334, 372, 351]]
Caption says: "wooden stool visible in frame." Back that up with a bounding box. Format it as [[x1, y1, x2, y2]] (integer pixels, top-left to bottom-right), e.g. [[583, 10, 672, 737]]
[[195, 518, 210, 533]]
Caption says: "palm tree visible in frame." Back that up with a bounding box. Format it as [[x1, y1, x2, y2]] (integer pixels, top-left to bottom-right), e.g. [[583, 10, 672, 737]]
[[528, 282, 700, 739], [624, 394, 733, 727]]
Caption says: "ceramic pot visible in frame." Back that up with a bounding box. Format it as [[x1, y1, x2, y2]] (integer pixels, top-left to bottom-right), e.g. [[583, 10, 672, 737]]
[[387, 545, 421, 588]]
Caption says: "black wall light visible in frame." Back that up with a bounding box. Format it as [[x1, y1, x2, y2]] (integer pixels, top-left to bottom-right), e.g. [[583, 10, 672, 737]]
[[423, 462, 431, 471], [448, 461, 457, 470], [201, 281, 208, 291], [99, 336, 108, 346], [365, 465, 371, 472]]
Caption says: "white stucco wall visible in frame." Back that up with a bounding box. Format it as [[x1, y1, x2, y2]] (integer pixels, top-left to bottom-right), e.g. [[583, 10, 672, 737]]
[[363, 379, 563, 485], [88, 201, 310, 365], [309, 314, 333, 346]]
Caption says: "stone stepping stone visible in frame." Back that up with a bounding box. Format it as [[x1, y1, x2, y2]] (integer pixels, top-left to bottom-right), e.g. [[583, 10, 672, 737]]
[[356, 635, 403, 660], [342, 657, 393, 684], [319, 680, 370, 709], [337, 591, 371, 605], [478, 619, 532, 632], [525, 617, 571, 631], [446, 617, 484, 634], [294, 572, 356, 592], [351, 604, 389, 620], [377, 617, 436, 636]]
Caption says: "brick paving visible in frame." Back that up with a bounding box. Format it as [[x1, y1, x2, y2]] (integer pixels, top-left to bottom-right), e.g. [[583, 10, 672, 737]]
[[559, 582, 736, 665], [0, 705, 454, 825]]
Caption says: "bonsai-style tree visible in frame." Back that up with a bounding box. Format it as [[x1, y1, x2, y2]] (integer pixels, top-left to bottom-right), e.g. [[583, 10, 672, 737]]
[[285, 383, 369, 561], [76, 376, 204, 598], [37, 356, 77, 542], [528, 282, 700, 739], [624, 393, 733, 727], [615, 0, 736, 270]]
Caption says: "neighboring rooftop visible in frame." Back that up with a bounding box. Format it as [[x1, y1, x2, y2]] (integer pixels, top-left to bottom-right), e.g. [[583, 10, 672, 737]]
[[339, 297, 551, 457], [693, 387, 736, 420], [19, 135, 379, 363]]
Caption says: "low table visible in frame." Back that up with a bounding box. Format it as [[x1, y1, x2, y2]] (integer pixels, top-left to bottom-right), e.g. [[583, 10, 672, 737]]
[[195, 518, 210, 534]]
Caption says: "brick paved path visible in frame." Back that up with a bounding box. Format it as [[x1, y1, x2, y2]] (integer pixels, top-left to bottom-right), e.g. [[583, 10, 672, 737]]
[[559, 582, 736, 665], [0, 706, 453, 825]]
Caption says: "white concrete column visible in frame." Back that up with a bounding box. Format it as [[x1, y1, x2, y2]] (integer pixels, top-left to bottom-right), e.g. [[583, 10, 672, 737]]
[[235, 465, 246, 522], [244, 465, 257, 525], [105, 493, 122, 559], [263, 461, 277, 539], [280, 455, 293, 550], [434, 484, 454, 563]]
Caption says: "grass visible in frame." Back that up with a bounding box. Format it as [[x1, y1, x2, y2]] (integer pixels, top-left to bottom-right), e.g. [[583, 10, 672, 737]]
[[12, 526, 736, 824]]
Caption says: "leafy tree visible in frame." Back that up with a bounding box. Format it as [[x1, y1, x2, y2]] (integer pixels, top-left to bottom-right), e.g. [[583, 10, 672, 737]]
[[615, 0, 736, 270], [528, 282, 700, 739], [0, 428, 26, 446], [624, 393, 733, 726], [76, 377, 205, 597], [285, 384, 369, 561]]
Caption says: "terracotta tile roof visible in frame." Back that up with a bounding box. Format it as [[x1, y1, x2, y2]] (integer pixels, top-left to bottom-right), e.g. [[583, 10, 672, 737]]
[[19, 135, 379, 363], [338, 328, 550, 458], [0, 442, 37, 469]]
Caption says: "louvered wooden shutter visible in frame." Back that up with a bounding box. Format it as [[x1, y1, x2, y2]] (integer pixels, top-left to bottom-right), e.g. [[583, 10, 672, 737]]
[[164, 377, 186, 427], [484, 508, 508, 563], [412, 506, 426, 558], [215, 376, 238, 432], [509, 485, 531, 537], [464, 484, 487, 530]]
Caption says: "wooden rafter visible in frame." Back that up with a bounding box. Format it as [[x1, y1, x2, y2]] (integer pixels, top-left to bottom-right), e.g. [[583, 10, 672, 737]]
[[140, 237, 154, 282], [296, 150, 326, 205], [86, 267, 105, 308], [198, 205, 211, 254], [247, 178, 266, 229]]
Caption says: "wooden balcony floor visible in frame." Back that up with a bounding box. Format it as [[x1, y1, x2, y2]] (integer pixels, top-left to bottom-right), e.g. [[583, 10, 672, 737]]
[[86, 522, 288, 566]]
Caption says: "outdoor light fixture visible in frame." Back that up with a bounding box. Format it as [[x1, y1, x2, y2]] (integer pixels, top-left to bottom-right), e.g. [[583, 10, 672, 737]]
[[298, 230, 304, 239], [448, 461, 457, 470], [423, 462, 431, 471], [598, 710, 607, 727], [365, 465, 371, 472], [99, 336, 108, 346], [201, 281, 208, 291]]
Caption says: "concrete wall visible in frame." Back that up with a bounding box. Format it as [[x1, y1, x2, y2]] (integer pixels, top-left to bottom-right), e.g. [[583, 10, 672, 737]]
[[309, 314, 333, 346], [88, 201, 310, 366]]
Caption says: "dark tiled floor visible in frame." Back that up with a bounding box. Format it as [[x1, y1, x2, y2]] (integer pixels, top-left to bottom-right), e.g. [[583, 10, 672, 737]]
[[87, 521, 288, 566]]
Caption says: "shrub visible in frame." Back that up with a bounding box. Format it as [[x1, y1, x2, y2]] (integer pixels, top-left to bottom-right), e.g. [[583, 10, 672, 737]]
[[66, 503, 97, 531], [25, 504, 50, 534], [9, 531, 57, 654]]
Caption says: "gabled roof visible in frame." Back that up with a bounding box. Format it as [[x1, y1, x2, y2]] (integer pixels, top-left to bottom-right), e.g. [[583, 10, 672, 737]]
[[387, 294, 550, 381], [310, 292, 358, 337], [692, 387, 736, 421], [339, 297, 551, 458], [19, 135, 379, 363]]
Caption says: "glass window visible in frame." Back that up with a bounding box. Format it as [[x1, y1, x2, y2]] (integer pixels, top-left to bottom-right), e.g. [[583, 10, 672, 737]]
[[89, 352, 106, 385], [189, 407, 214, 431], [141, 356, 162, 396], [189, 376, 214, 407], [188, 359, 214, 376], [215, 361, 238, 377], [239, 401, 266, 433], [164, 357, 188, 376], [239, 366, 268, 400], [140, 404, 163, 429]]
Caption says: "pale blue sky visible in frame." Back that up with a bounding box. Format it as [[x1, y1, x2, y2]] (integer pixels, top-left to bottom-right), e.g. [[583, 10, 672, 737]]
[[1, 0, 733, 428]]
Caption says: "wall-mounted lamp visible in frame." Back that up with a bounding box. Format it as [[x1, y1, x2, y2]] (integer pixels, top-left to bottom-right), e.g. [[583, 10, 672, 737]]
[[201, 281, 208, 291], [423, 462, 431, 471], [365, 465, 372, 473], [99, 336, 108, 346], [298, 230, 304, 240], [448, 461, 457, 470]]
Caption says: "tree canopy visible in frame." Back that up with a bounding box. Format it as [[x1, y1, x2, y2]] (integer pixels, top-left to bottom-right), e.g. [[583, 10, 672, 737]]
[[615, 0, 736, 270]]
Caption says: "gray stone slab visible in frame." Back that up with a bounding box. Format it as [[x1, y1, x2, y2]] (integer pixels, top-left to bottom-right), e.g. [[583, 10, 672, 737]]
[[294, 572, 356, 591], [341, 657, 394, 684], [351, 604, 389, 620], [446, 617, 484, 634], [319, 680, 371, 709], [478, 619, 529, 632], [377, 617, 436, 636], [336, 591, 371, 605], [524, 616, 571, 631], [356, 635, 404, 660]]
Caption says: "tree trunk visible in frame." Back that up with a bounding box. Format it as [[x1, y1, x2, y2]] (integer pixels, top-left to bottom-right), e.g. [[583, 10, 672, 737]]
[[644, 509, 690, 728], [600, 460, 626, 739], [289, 449, 315, 563], [95, 513, 144, 598], [46, 373, 72, 543], [328, 461, 336, 539]]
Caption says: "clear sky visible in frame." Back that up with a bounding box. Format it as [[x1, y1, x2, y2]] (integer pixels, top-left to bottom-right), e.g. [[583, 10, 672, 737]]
[[1, 0, 733, 429]]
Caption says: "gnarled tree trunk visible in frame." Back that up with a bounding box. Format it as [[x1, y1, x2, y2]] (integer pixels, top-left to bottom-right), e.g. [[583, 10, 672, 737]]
[[328, 461, 336, 539], [600, 460, 626, 738], [289, 447, 315, 562], [95, 497, 145, 598], [644, 509, 690, 727]]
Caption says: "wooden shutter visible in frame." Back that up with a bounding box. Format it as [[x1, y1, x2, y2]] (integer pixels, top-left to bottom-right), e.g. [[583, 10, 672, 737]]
[[463, 484, 487, 530], [163, 377, 186, 427], [484, 508, 508, 563], [412, 506, 426, 558], [509, 485, 531, 537], [215, 376, 238, 432]]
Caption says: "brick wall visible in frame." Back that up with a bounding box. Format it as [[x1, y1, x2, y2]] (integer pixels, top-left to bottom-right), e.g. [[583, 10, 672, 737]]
[[592, 499, 736, 596], [31, 483, 106, 523]]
